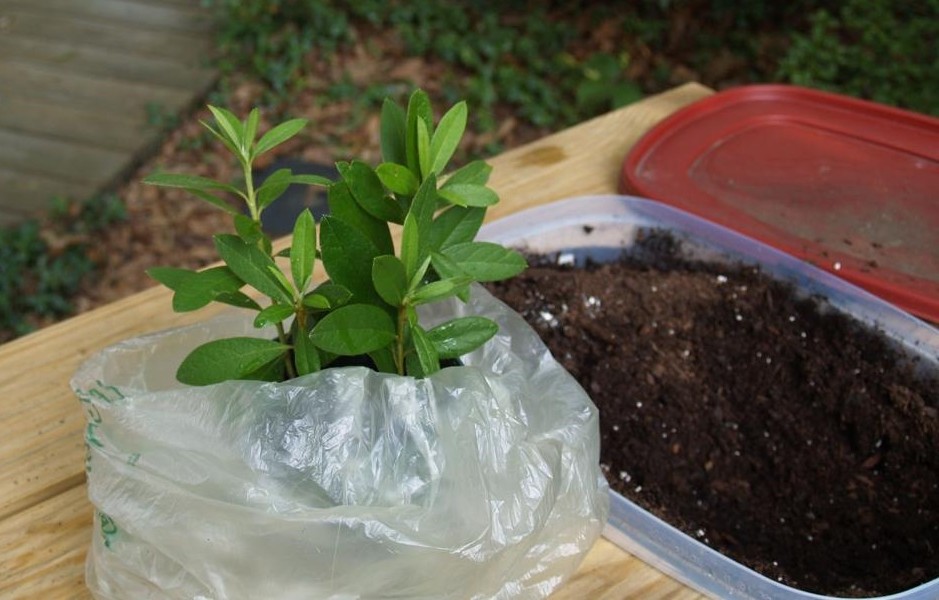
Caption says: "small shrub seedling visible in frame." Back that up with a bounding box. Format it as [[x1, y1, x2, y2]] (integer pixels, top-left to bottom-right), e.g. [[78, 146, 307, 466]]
[[145, 90, 526, 385]]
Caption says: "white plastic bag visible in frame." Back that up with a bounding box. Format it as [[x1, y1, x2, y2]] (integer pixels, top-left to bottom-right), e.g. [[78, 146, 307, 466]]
[[72, 285, 608, 600]]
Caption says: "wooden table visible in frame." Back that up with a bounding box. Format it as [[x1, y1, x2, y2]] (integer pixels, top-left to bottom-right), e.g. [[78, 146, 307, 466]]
[[0, 82, 713, 599]]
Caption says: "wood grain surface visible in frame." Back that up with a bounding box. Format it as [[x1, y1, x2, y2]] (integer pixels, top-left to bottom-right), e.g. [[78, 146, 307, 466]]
[[0, 0, 217, 225], [0, 82, 713, 599]]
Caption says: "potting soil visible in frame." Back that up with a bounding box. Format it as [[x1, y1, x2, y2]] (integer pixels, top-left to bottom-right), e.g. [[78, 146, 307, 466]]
[[488, 232, 939, 597]]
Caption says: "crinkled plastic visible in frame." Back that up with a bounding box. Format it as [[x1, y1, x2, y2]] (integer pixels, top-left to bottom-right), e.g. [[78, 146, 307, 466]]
[[72, 285, 609, 600]]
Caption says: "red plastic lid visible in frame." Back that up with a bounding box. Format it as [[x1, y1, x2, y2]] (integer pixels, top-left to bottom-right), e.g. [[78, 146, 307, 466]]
[[622, 85, 939, 322]]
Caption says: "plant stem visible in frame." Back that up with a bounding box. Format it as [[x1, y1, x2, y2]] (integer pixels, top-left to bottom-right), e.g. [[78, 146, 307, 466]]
[[394, 305, 408, 375], [276, 322, 297, 379], [242, 159, 259, 222]]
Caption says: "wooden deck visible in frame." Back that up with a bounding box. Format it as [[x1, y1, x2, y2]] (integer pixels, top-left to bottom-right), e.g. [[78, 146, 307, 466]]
[[0, 0, 217, 226]]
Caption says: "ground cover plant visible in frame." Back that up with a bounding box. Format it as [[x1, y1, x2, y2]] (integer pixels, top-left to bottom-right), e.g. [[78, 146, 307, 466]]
[[0, 196, 125, 343]]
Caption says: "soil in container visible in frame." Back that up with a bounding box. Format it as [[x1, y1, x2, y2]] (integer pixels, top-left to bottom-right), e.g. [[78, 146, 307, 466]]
[[487, 231, 939, 597]]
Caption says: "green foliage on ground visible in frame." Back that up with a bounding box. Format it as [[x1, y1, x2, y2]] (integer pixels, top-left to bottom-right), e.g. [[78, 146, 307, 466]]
[[0, 196, 126, 341], [778, 0, 939, 116], [207, 0, 938, 126]]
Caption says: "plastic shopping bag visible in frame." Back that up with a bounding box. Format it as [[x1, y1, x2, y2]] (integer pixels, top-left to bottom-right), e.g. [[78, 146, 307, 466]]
[[72, 285, 608, 600]]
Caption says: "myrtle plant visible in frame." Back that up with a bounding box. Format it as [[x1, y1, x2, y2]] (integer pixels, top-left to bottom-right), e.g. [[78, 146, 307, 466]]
[[145, 90, 526, 385]]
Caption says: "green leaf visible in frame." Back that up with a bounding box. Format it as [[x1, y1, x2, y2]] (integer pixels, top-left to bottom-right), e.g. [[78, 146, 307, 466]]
[[148, 266, 244, 312], [215, 291, 261, 310], [417, 118, 432, 179], [254, 303, 295, 328], [256, 168, 293, 209], [410, 174, 438, 234], [290, 209, 316, 292], [406, 277, 471, 306], [380, 98, 407, 166], [267, 265, 296, 301], [254, 118, 308, 157], [319, 216, 384, 304], [400, 212, 421, 282], [200, 120, 240, 157], [426, 317, 498, 359], [208, 105, 245, 153], [428, 206, 485, 251], [405, 89, 432, 175], [338, 161, 403, 224], [244, 108, 260, 147], [327, 182, 394, 255], [214, 234, 293, 304], [437, 184, 498, 208], [256, 172, 331, 210], [147, 266, 191, 290], [372, 255, 407, 306], [303, 282, 352, 310], [406, 351, 426, 378], [406, 305, 419, 327], [310, 304, 396, 356], [410, 325, 440, 376], [430, 251, 466, 279], [289, 174, 332, 187], [443, 160, 492, 187], [430, 101, 467, 175], [440, 242, 527, 282], [430, 252, 470, 302], [293, 326, 320, 376], [234, 214, 265, 244], [177, 337, 289, 386], [244, 357, 286, 382], [376, 162, 419, 196], [178, 267, 245, 312], [368, 346, 396, 374], [184, 189, 240, 216], [408, 255, 432, 292], [143, 173, 241, 197]]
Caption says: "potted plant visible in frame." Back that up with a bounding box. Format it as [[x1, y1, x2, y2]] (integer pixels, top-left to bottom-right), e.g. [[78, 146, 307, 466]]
[[482, 196, 939, 599], [71, 91, 608, 599]]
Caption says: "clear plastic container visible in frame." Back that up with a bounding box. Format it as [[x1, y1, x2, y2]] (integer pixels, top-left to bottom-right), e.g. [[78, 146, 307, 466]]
[[479, 195, 939, 600]]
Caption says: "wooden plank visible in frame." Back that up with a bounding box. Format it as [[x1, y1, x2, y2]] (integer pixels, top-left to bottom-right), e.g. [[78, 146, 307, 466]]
[[0, 94, 153, 152], [2, 0, 213, 33], [0, 60, 194, 120], [0, 129, 128, 186], [0, 167, 97, 214], [0, 84, 715, 599], [550, 539, 704, 599], [0, 485, 91, 600], [0, 166, 95, 209], [485, 83, 714, 221], [1, 9, 215, 63], [0, 36, 216, 91], [124, 0, 204, 9]]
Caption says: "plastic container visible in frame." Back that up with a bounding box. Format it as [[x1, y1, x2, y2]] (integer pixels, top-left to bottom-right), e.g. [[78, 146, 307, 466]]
[[620, 85, 939, 323], [479, 195, 939, 600]]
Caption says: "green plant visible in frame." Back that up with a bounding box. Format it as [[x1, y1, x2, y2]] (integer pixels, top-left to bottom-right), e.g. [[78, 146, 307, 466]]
[[574, 53, 644, 115], [145, 102, 181, 132], [205, 0, 353, 103], [777, 0, 939, 116], [0, 195, 126, 341], [145, 90, 525, 385]]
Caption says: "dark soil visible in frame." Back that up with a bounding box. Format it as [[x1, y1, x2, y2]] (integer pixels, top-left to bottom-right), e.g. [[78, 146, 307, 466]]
[[487, 232, 939, 597]]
